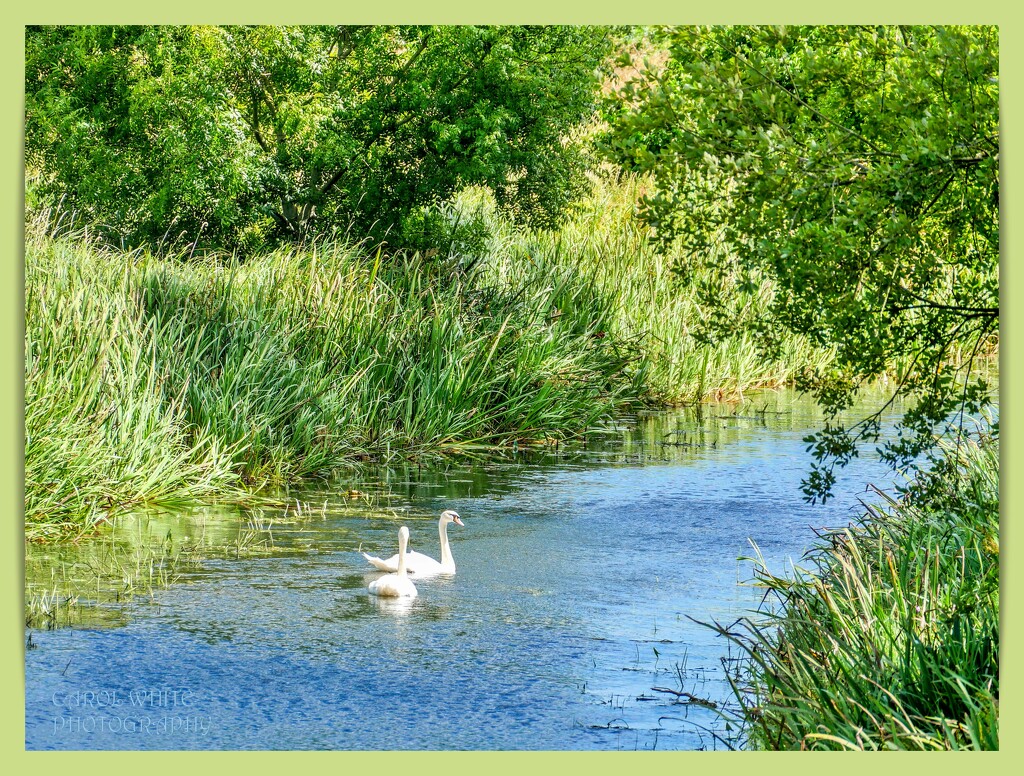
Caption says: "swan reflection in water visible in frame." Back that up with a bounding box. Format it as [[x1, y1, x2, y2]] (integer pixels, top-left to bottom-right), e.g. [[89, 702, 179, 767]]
[[369, 594, 417, 616]]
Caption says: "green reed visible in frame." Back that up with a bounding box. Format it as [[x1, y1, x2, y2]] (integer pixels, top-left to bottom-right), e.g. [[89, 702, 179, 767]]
[[25, 172, 834, 537], [712, 432, 999, 750], [26, 215, 642, 536], [478, 173, 830, 405]]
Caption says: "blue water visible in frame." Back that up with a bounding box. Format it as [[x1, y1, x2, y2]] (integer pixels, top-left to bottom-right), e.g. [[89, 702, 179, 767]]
[[25, 398, 898, 750]]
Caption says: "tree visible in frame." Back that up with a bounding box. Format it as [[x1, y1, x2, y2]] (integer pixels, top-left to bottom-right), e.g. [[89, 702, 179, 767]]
[[26, 25, 613, 255], [603, 25, 998, 501]]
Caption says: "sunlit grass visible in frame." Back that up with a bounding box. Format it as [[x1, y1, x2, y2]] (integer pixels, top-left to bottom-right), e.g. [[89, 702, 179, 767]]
[[478, 172, 830, 405], [25, 172, 834, 538], [713, 431, 999, 750], [26, 208, 645, 537]]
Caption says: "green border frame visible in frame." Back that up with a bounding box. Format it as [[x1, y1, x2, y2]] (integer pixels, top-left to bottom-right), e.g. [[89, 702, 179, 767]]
[[5, 4, 1017, 772]]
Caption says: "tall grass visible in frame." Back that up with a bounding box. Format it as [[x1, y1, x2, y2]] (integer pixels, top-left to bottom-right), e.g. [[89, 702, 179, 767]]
[[25, 173, 830, 537], [25, 217, 643, 537], [478, 173, 830, 404], [25, 237, 242, 539], [713, 432, 999, 750]]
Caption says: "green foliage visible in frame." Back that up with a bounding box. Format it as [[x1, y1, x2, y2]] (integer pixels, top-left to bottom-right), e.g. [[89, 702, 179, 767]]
[[712, 431, 999, 750], [24, 214, 644, 538], [395, 198, 493, 267], [25, 25, 613, 255], [24, 234, 243, 540], [25, 173, 837, 538], [603, 26, 999, 500], [479, 172, 831, 403]]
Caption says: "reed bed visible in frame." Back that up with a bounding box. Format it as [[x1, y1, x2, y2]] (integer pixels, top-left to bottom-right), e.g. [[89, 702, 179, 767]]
[[25, 174, 827, 537], [714, 432, 999, 750], [479, 173, 829, 404], [26, 221, 642, 537]]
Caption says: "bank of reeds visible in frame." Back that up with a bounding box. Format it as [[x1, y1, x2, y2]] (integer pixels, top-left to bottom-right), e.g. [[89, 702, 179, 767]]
[[25, 175, 826, 538], [714, 432, 999, 750], [25, 224, 647, 538], [479, 174, 829, 404]]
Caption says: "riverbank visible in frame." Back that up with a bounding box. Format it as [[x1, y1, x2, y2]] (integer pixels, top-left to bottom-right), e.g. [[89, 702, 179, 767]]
[[718, 431, 999, 750], [25, 176, 824, 539]]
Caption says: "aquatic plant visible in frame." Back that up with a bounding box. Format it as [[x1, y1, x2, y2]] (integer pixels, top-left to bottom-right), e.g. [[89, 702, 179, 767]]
[[25, 209, 641, 536], [25, 172, 829, 538], [712, 431, 999, 750]]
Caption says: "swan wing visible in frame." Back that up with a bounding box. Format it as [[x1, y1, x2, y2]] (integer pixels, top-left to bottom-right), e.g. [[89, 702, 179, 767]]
[[363, 550, 452, 575], [361, 552, 399, 573], [403, 551, 453, 576]]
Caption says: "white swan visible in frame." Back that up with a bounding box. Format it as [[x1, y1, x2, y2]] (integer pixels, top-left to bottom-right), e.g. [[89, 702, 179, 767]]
[[367, 526, 418, 598], [362, 510, 463, 576]]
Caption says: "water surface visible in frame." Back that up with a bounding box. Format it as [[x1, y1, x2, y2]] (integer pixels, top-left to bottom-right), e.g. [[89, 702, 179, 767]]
[[25, 392, 900, 750]]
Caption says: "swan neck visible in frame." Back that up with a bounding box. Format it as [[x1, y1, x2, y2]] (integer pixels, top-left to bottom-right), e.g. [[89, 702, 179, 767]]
[[439, 519, 454, 568], [397, 530, 408, 577]]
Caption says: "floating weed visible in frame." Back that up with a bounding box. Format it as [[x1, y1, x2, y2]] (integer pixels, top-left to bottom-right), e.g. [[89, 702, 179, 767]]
[[25, 584, 79, 630], [24, 532, 193, 629], [24, 504, 291, 630]]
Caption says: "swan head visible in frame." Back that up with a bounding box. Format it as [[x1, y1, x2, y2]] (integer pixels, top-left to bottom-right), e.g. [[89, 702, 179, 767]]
[[441, 509, 464, 527]]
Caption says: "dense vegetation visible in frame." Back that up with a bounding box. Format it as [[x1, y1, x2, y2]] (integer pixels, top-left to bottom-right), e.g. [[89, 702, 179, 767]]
[[603, 25, 998, 501], [25, 175, 820, 540], [26, 25, 612, 255], [717, 431, 998, 750]]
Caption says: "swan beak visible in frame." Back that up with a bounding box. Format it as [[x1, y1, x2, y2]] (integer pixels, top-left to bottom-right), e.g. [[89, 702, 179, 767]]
[[453, 515, 464, 526]]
